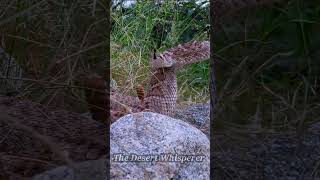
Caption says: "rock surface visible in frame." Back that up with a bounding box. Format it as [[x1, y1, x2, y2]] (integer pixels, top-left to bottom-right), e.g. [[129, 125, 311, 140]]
[[110, 112, 210, 180], [175, 103, 210, 137]]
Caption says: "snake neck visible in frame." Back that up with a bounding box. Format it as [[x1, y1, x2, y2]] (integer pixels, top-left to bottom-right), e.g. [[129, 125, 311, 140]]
[[145, 67, 177, 116]]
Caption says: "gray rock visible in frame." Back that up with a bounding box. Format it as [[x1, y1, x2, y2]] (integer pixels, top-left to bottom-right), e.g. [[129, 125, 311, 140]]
[[174, 104, 210, 137], [175, 104, 210, 126], [111, 112, 210, 180]]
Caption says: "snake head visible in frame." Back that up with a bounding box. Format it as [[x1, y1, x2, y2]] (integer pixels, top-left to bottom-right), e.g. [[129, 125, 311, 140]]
[[151, 49, 174, 69]]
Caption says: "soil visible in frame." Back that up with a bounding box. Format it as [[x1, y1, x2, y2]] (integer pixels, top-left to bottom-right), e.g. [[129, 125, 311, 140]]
[[0, 95, 107, 180]]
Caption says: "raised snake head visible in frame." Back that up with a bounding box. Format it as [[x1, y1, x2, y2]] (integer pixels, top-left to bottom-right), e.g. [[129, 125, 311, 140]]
[[151, 49, 175, 69], [151, 41, 210, 70]]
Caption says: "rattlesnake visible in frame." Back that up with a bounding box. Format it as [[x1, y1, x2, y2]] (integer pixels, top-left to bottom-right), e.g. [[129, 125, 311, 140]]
[[144, 40, 210, 116], [84, 40, 210, 123]]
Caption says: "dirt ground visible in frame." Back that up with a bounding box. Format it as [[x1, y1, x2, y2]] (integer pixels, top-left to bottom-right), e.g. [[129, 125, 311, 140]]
[[0, 95, 107, 179]]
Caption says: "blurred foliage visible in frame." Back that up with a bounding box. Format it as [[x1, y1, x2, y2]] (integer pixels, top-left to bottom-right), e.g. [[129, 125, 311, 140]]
[[214, 0, 320, 132], [0, 0, 107, 111]]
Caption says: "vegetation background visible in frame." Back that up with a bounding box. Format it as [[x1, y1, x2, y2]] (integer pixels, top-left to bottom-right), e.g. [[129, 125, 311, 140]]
[[0, 0, 319, 135], [0, 0, 107, 112], [111, 0, 320, 136], [111, 0, 210, 104], [214, 0, 320, 137]]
